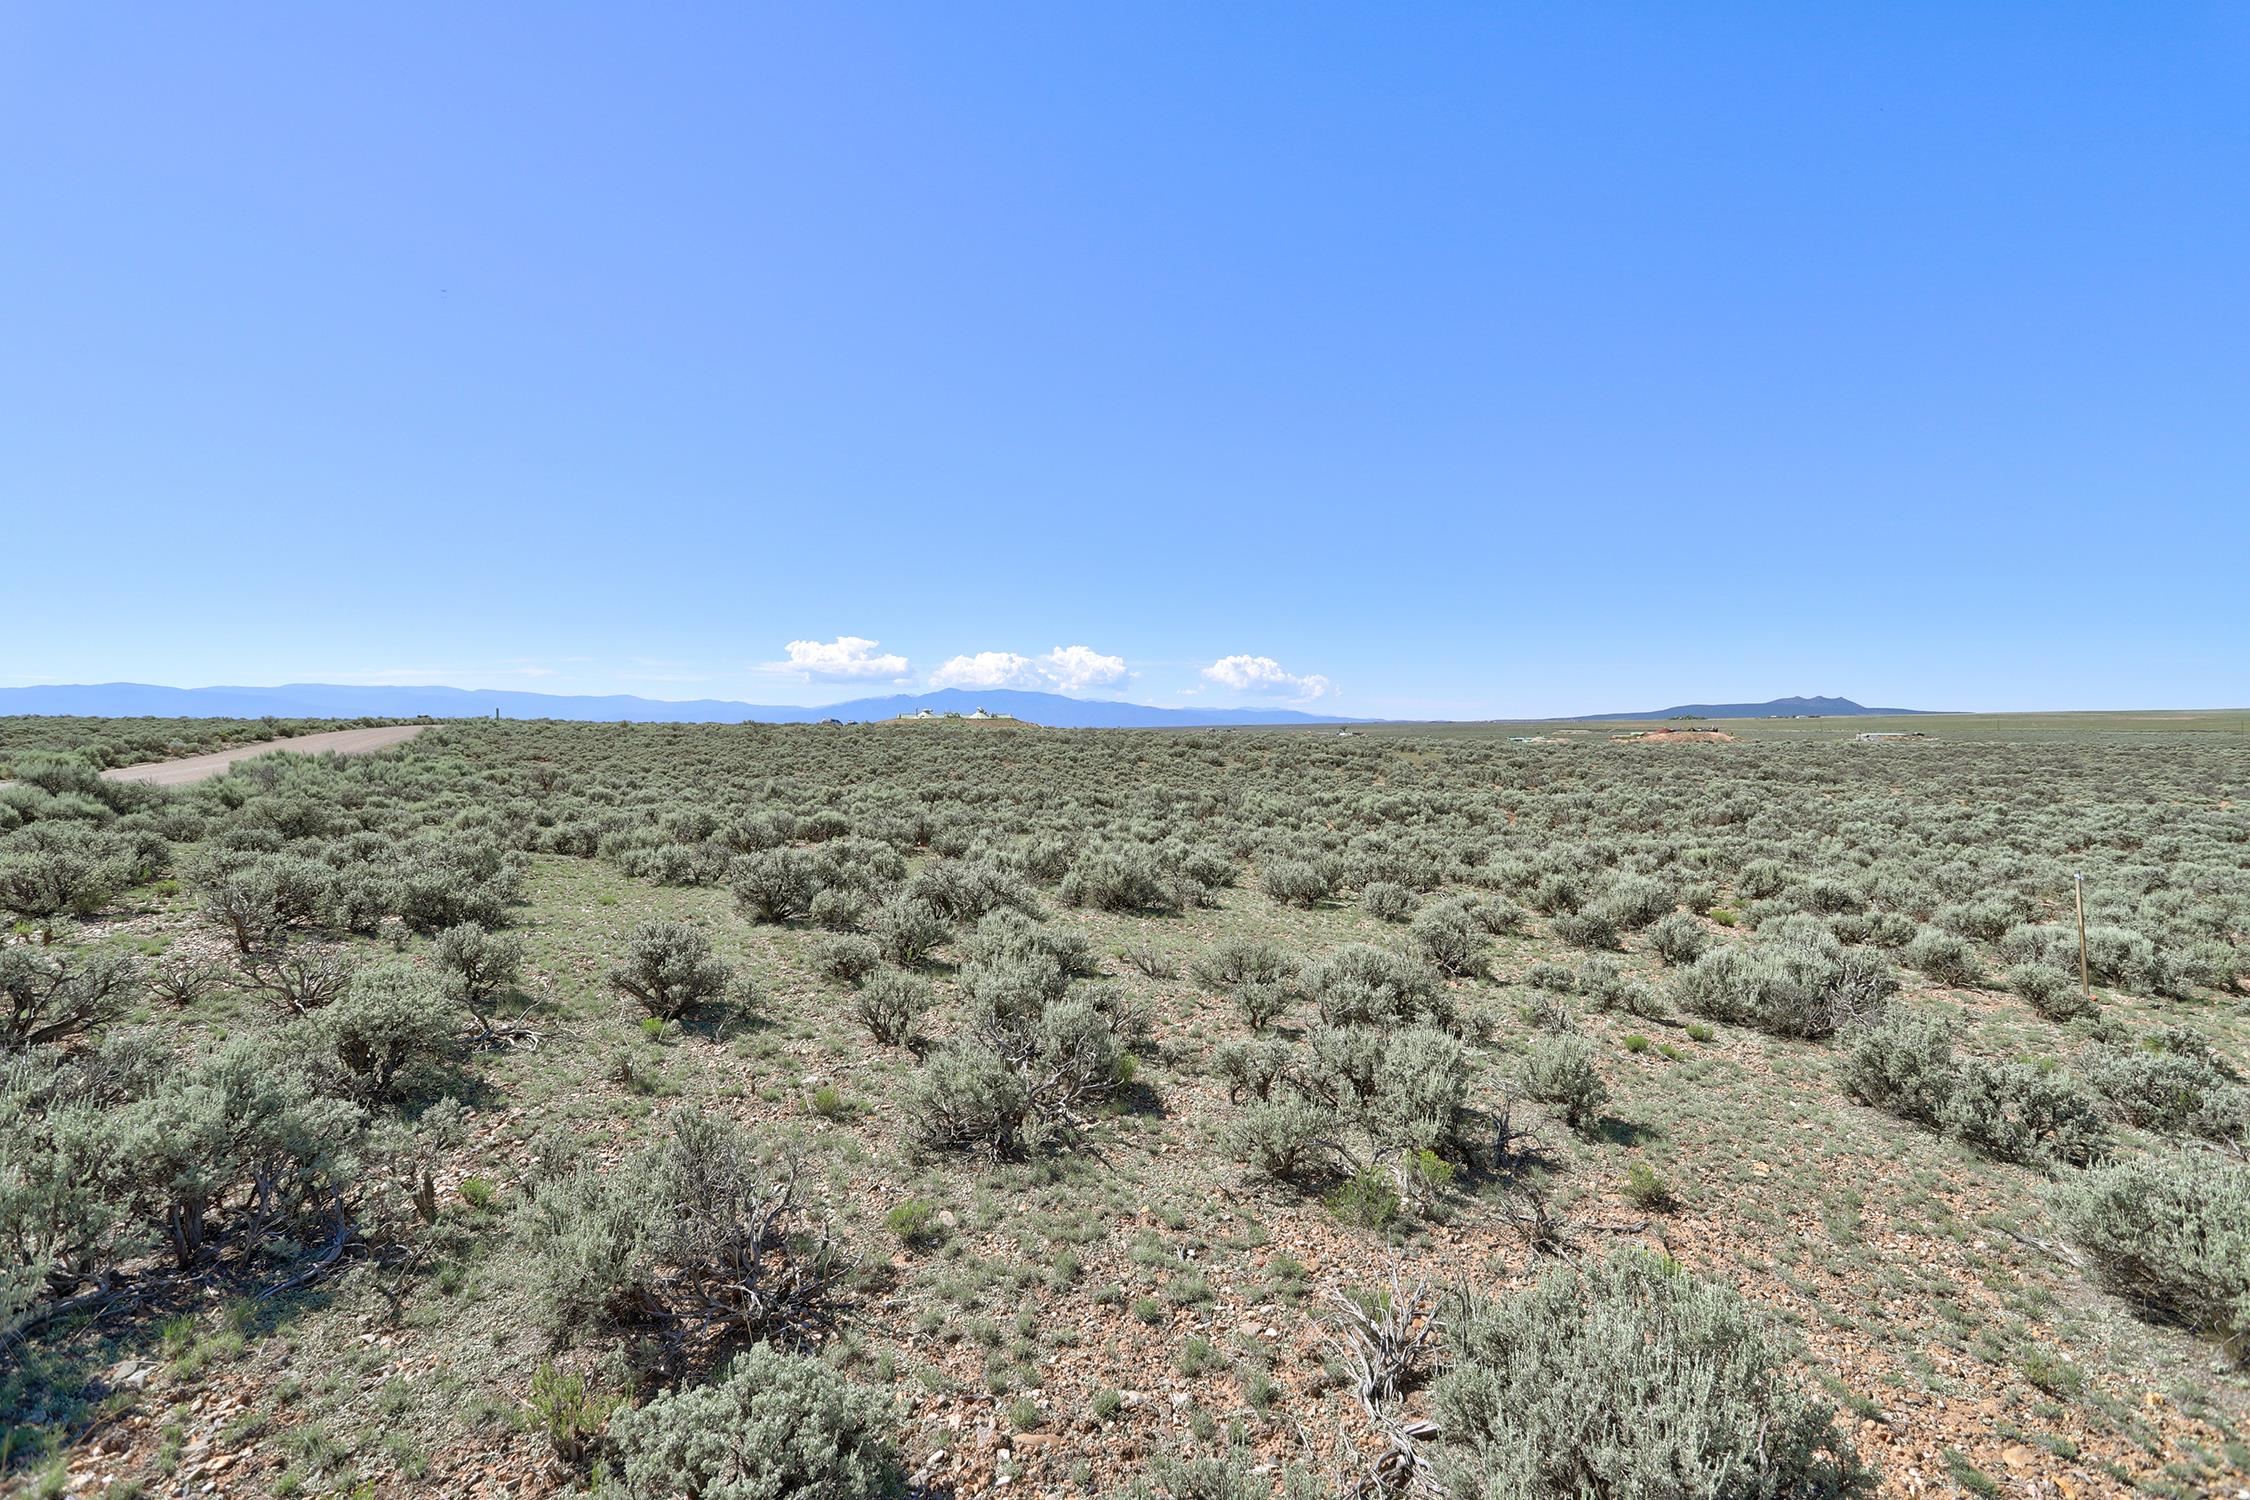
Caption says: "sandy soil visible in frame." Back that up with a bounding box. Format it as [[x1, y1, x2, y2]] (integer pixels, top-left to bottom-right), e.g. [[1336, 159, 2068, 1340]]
[[99, 725, 427, 786]]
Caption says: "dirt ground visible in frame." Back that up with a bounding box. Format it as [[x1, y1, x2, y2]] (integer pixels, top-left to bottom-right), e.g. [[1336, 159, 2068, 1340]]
[[98, 725, 428, 786]]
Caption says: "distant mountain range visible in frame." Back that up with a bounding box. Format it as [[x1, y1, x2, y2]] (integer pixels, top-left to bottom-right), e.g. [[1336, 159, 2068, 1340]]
[[1572, 695, 1930, 721], [0, 682, 1365, 730]]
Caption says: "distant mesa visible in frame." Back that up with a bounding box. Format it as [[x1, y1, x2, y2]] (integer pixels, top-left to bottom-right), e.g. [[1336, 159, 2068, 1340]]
[[0, 683, 1367, 731], [1572, 695, 1930, 722]]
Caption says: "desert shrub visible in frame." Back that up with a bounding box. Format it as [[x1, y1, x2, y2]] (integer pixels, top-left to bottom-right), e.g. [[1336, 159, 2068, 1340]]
[[2179, 939, 2242, 992], [1236, 981, 1294, 1032], [311, 961, 455, 1104], [1998, 923, 2077, 972], [609, 921, 733, 1021], [393, 836, 522, 932], [959, 953, 1071, 1025], [1307, 1024, 1388, 1114], [1842, 1012, 1957, 1127], [1646, 912, 1708, 966], [1551, 907, 1620, 951], [0, 824, 130, 921], [202, 854, 336, 952], [2084, 1042, 2243, 1139], [1226, 1098, 1336, 1184], [1565, 959, 1662, 1020], [1598, 874, 1674, 931], [1212, 1037, 1295, 1103], [102, 1036, 367, 1273], [731, 848, 818, 923], [1410, 902, 1489, 978], [237, 944, 354, 1016], [1801, 878, 1865, 917], [1865, 911, 1918, 948], [608, 1342, 901, 1500], [852, 970, 930, 1046], [1523, 960, 1574, 993], [2052, 1153, 2250, 1359], [1469, 898, 1526, 936], [1432, 1249, 1865, 1499], [1522, 987, 1576, 1033], [811, 934, 882, 987], [884, 1198, 940, 1246], [1674, 939, 1895, 1040], [963, 909, 1097, 980], [332, 868, 393, 934], [433, 922, 524, 1023], [905, 858, 1032, 922], [1528, 872, 1584, 915], [526, 1365, 618, 1469], [1, 946, 139, 1052], [1904, 928, 1980, 988], [905, 1045, 1034, 1156], [1575, 959, 1628, 1010], [2006, 963, 2091, 1020], [1369, 1025, 1471, 1154], [1736, 860, 1790, 901], [807, 886, 869, 932], [1521, 1035, 1607, 1132], [1302, 945, 1452, 1031], [868, 897, 948, 966], [1622, 1160, 1673, 1211], [1326, 1166, 1401, 1230], [2083, 925, 2170, 992], [1190, 937, 1297, 993], [1845, 1010, 2106, 1165], [1360, 881, 1415, 923], [908, 967, 1138, 1157], [1061, 844, 1175, 913], [1118, 943, 1178, 980], [519, 1110, 841, 1349], [1940, 1061, 2108, 1167], [147, 957, 221, 1009], [1259, 858, 1333, 908]]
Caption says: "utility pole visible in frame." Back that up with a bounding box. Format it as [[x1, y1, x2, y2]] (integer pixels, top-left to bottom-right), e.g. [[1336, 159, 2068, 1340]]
[[2073, 871, 2091, 1005]]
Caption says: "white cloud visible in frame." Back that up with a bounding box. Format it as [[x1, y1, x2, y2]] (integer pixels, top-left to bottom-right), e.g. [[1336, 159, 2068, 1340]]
[[1036, 645, 1127, 692], [771, 636, 909, 681], [1200, 654, 1334, 700], [931, 651, 1038, 690], [930, 644, 1130, 694]]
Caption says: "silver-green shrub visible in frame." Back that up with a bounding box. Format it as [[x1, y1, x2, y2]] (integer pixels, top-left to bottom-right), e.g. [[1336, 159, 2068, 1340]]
[[609, 1341, 902, 1500], [1432, 1248, 1867, 1499], [2052, 1152, 2250, 1360]]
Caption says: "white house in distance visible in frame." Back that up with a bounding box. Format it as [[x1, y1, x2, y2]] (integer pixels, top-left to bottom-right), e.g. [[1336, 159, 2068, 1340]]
[[896, 706, 1014, 722]]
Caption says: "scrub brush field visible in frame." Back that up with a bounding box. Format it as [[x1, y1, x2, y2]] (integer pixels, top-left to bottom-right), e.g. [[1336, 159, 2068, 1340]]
[[3, 715, 2247, 1499]]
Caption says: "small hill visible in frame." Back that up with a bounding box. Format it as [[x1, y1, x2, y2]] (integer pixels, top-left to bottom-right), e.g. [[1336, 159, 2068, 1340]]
[[0, 682, 1367, 730], [1574, 695, 1930, 721]]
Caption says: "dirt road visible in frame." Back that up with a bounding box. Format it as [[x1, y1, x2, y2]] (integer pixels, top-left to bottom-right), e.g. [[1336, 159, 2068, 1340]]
[[100, 725, 428, 787]]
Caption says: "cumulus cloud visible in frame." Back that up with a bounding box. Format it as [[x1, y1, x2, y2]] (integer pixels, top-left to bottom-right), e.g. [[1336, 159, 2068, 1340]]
[[929, 644, 1129, 694], [931, 651, 1038, 690], [1036, 645, 1127, 692], [1201, 654, 1334, 700], [771, 636, 909, 681]]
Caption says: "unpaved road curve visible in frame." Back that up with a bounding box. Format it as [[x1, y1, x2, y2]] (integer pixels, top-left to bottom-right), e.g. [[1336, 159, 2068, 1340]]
[[100, 725, 428, 787]]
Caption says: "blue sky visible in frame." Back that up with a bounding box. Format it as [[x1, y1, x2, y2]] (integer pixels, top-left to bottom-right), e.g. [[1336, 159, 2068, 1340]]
[[7, 5, 2247, 717]]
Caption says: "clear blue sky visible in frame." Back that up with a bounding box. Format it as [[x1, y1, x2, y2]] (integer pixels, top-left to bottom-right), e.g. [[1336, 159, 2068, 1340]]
[[8, 5, 2246, 717]]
